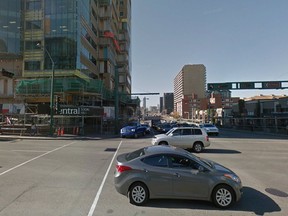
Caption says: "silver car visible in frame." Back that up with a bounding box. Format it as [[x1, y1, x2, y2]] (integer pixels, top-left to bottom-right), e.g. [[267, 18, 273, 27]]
[[114, 145, 242, 208]]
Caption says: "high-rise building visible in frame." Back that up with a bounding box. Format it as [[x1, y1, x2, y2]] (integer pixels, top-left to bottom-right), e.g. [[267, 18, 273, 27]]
[[163, 92, 174, 115], [174, 64, 206, 118], [0, 0, 135, 134]]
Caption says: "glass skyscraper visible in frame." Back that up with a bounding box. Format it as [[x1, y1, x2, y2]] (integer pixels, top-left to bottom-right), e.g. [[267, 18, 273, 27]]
[[0, 0, 135, 135]]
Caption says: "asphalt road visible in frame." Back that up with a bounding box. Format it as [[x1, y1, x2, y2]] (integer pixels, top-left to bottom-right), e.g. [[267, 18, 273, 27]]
[[0, 130, 287, 216]]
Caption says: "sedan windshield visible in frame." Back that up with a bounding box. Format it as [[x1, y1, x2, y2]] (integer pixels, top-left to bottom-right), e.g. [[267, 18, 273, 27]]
[[184, 152, 214, 169], [199, 158, 214, 168]]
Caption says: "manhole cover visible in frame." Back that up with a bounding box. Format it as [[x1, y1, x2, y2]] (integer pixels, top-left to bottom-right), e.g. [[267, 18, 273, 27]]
[[265, 188, 288, 197], [105, 148, 117, 152]]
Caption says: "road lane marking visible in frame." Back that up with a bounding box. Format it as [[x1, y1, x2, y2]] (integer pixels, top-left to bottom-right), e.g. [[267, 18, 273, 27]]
[[0, 141, 76, 177], [87, 141, 122, 216]]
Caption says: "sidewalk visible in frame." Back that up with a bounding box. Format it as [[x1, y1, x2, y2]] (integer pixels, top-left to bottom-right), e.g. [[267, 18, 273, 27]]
[[0, 133, 119, 140]]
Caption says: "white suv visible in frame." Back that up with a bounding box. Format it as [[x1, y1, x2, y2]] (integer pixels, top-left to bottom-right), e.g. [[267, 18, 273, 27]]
[[151, 127, 210, 153]]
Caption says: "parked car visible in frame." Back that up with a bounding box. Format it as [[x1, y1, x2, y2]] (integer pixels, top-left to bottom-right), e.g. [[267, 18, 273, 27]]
[[120, 123, 147, 138], [140, 124, 151, 134], [151, 127, 210, 153], [199, 123, 219, 136], [114, 145, 242, 208], [157, 123, 174, 133]]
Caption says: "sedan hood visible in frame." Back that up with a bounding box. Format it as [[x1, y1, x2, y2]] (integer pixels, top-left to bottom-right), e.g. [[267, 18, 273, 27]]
[[200, 158, 234, 174], [213, 163, 234, 174]]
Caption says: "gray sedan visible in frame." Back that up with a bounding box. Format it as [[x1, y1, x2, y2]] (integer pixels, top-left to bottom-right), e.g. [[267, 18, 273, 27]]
[[114, 145, 242, 208]]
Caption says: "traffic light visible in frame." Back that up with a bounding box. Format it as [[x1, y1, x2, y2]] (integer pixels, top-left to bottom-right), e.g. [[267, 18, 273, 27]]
[[1, 68, 14, 78]]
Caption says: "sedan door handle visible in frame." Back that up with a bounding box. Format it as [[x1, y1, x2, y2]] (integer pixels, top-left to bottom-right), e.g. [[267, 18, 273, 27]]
[[143, 169, 148, 173]]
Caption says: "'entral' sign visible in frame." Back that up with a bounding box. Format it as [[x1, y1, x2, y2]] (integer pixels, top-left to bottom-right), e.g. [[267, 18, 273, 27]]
[[58, 106, 103, 116]]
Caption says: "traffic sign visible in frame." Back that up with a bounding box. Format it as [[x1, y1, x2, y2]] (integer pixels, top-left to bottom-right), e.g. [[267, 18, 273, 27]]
[[262, 81, 281, 89], [207, 83, 232, 90], [239, 82, 255, 89]]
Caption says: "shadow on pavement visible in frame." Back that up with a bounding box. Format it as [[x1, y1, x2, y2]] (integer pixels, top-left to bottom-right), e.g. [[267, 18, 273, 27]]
[[232, 186, 281, 215], [203, 148, 241, 154], [145, 187, 281, 215]]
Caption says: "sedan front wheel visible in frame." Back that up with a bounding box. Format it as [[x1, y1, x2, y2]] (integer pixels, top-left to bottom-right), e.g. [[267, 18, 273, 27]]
[[212, 185, 235, 208]]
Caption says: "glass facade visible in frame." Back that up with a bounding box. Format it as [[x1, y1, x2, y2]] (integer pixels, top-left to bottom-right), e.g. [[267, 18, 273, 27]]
[[43, 0, 79, 70], [0, 0, 22, 54]]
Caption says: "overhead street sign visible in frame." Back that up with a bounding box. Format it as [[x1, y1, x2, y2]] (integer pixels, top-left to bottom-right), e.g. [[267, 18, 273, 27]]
[[130, 93, 159, 95], [262, 81, 281, 89], [208, 80, 287, 90]]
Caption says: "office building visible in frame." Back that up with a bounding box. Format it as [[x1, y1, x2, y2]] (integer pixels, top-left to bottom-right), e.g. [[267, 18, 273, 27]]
[[174, 64, 206, 119], [159, 97, 163, 113]]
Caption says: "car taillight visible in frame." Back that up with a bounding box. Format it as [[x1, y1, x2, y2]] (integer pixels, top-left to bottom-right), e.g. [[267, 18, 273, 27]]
[[206, 136, 209, 141], [116, 165, 132, 173]]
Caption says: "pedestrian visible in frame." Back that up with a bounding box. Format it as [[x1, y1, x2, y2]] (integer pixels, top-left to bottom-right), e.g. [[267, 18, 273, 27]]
[[31, 123, 37, 136], [5, 116, 11, 125]]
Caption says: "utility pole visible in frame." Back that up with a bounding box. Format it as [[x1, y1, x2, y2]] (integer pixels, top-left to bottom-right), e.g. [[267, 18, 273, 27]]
[[37, 43, 55, 136]]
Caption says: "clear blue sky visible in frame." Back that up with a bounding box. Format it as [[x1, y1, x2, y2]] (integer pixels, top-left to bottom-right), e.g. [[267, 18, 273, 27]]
[[131, 0, 288, 107]]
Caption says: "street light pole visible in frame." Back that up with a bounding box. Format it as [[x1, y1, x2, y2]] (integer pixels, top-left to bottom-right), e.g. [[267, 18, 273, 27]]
[[37, 43, 55, 136], [49, 59, 55, 136], [114, 66, 119, 134]]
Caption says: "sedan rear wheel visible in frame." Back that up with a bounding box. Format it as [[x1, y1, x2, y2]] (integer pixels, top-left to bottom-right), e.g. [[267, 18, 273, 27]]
[[212, 185, 235, 208], [128, 182, 149, 206]]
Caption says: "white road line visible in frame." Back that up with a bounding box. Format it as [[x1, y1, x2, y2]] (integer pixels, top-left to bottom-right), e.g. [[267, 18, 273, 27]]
[[87, 141, 122, 216], [0, 141, 76, 177]]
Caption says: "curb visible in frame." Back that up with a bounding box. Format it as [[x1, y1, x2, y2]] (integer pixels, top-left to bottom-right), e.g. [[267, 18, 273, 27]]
[[220, 128, 288, 138]]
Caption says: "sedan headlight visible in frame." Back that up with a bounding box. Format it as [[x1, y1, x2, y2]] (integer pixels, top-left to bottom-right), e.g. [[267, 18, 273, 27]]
[[224, 173, 241, 183]]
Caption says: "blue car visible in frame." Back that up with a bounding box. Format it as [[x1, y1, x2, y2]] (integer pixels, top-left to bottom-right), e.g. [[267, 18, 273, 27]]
[[120, 124, 147, 138]]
